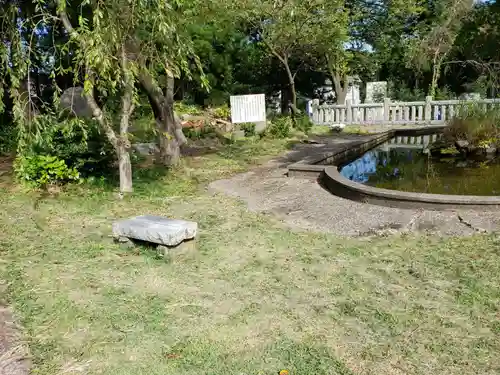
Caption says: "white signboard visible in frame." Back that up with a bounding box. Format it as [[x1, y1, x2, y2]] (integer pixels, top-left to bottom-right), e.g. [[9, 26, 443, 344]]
[[230, 94, 266, 124]]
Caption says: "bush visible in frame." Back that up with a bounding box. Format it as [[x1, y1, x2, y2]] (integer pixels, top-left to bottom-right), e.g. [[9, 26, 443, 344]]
[[212, 104, 231, 120], [294, 115, 313, 134], [19, 115, 116, 181], [174, 102, 203, 116], [14, 154, 80, 187], [240, 122, 256, 137], [268, 116, 292, 138], [444, 104, 500, 147], [0, 123, 17, 155], [182, 123, 216, 140]]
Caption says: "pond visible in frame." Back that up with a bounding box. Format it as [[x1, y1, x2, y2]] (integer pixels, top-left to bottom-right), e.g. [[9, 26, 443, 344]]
[[339, 134, 500, 196]]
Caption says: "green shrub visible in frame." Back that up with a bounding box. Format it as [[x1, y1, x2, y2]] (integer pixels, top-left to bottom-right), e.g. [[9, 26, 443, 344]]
[[444, 104, 500, 147], [268, 116, 292, 138], [240, 122, 256, 137], [212, 104, 231, 120], [182, 124, 216, 140], [14, 154, 80, 187], [294, 115, 313, 134], [20, 115, 115, 180], [0, 123, 17, 155], [174, 102, 203, 116]]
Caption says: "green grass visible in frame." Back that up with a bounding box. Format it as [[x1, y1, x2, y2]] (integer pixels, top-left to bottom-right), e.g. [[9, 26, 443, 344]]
[[1, 135, 500, 375]]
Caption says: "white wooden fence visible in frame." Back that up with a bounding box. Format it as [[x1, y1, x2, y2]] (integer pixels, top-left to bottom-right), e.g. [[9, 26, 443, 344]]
[[311, 96, 500, 126]]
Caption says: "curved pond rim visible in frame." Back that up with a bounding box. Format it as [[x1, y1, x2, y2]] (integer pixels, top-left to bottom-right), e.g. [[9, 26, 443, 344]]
[[287, 126, 500, 209], [322, 165, 500, 210]]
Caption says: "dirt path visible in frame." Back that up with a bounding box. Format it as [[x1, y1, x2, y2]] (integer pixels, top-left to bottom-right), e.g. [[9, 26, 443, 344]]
[[209, 140, 500, 237], [0, 305, 29, 375]]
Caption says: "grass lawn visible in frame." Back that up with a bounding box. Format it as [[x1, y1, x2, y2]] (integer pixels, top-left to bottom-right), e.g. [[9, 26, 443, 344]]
[[1, 135, 500, 375]]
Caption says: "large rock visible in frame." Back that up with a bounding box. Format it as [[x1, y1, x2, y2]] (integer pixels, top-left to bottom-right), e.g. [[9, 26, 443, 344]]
[[132, 143, 159, 156], [60, 87, 93, 118], [455, 139, 469, 149], [112, 215, 197, 247]]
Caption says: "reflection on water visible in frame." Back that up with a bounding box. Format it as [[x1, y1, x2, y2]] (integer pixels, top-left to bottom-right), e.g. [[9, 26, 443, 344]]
[[340, 135, 500, 196]]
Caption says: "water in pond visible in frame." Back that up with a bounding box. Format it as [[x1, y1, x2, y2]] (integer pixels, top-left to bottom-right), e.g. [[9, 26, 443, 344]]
[[340, 134, 500, 196]]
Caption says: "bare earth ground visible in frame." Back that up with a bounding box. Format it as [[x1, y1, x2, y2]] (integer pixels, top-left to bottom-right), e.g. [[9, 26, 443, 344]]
[[0, 305, 30, 375], [209, 135, 500, 237]]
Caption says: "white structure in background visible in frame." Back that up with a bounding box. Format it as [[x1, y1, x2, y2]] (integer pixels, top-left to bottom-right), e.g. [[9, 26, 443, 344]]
[[459, 92, 481, 100], [267, 91, 282, 115], [230, 94, 267, 132], [308, 76, 360, 121], [364, 81, 387, 121], [345, 75, 361, 105], [365, 81, 387, 103]]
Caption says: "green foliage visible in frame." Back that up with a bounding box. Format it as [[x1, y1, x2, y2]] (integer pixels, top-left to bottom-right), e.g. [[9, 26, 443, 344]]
[[19, 115, 115, 179], [182, 125, 216, 140], [434, 86, 456, 100], [445, 104, 500, 146], [240, 122, 256, 137], [0, 123, 17, 155], [268, 116, 292, 139], [174, 102, 203, 116], [440, 146, 460, 155], [294, 115, 313, 134], [212, 104, 230, 120], [388, 84, 426, 101], [14, 154, 80, 187]]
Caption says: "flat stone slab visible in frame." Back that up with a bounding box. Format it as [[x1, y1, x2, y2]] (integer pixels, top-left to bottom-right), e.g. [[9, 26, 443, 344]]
[[112, 215, 197, 247]]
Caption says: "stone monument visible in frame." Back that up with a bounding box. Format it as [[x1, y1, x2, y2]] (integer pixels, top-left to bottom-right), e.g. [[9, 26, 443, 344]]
[[365, 81, 387, 103], [60, 87, 93, 118], [346, 76, 361, 105]]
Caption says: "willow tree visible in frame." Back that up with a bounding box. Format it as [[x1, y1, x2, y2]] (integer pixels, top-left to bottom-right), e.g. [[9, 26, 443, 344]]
[[0, 1, 38, 130], [52, 0, 201, 192]]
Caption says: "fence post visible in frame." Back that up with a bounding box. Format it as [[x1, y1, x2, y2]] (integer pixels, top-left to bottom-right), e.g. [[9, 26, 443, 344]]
[[346, 99, 352, 124], [383, 97, 390, 122], [424, 96, 432, 123]]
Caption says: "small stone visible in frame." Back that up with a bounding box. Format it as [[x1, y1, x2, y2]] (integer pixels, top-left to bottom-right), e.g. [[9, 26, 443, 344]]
[[254, 121, 267, 134], [132, 143, 159, 156], [157, 241, 197, 262], [114, 236, 135, 249], [455, 140, 469, 149], [329, 123, 346, 132], [486, 147, 497, 154], [112, 215, 197, 247]]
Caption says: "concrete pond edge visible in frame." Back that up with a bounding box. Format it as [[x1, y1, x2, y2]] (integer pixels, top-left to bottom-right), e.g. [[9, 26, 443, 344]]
[[288, 126, 500, 210]]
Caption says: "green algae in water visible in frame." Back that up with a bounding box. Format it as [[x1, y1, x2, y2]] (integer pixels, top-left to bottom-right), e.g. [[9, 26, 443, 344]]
[[340, 142, 500, 196]]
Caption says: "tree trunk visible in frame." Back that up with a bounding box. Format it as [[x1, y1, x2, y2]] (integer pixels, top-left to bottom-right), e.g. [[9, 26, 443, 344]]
[[118, 46, 134, 193], [330, 69, 349, 105], [57, 3, 133, 193], [118, 145, 133, 193], [139, 71, 186, 166], [282, 57, 299, 115], [429, 53, 444, 98], [326, 56, 349, 105], [333, 79, 348, 105]]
